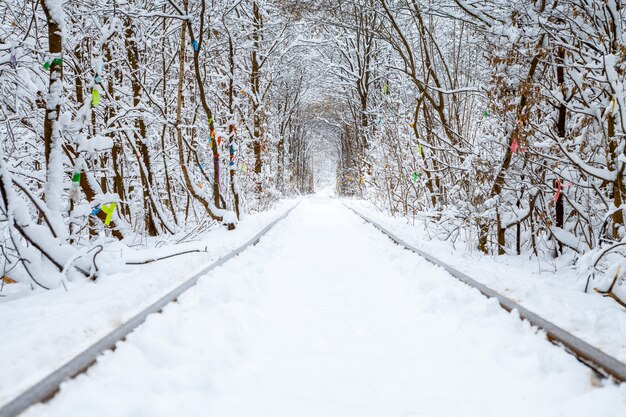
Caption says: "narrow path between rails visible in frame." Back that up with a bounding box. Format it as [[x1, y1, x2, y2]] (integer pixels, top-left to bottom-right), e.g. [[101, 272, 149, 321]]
[[24, 198, 625, 417]]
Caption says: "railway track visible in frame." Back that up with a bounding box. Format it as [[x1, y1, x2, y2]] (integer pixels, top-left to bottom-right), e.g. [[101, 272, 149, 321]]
[[3, 200, 625, 416], [345, 204, 626, 384], [0, 202, 301, 417]]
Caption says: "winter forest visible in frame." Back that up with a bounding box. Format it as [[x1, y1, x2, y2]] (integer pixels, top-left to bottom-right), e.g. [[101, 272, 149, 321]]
[[1, 0, 626, 301], [3, 1, 626, 414]]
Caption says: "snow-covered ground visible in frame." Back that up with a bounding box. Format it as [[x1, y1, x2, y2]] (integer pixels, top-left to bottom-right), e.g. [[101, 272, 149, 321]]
[[19, 198, 626, 416], [0, 199, 299, 406], [344, 199, 626, 367]]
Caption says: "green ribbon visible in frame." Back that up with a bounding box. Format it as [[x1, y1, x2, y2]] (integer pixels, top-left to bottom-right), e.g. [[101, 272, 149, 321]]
[[483, 110, 489, 118], [71, 172, 80, 183], [412, 172, 419, 182], [43, 58, 63, 70]]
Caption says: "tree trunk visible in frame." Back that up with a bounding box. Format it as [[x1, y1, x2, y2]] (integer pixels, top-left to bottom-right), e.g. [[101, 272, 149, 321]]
[[124, 18, 158, 236], [40, 0, 64, 218], [175, 4, 225, 224], [251, 1, 263, 194]]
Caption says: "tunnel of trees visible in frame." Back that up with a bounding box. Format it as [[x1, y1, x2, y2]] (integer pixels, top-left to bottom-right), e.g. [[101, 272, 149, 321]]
[[1, 0, 625, 295]]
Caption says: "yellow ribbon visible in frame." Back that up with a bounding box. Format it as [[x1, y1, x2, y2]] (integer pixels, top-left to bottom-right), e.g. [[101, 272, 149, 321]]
[[91, 89, 101, 107], [100, 202, 117, 226], [611, 97, 616, 115]]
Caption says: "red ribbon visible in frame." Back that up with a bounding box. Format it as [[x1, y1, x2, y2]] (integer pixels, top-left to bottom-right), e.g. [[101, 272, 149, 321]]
[[554, 179, 562, 204], [510, 139, 526, 154]]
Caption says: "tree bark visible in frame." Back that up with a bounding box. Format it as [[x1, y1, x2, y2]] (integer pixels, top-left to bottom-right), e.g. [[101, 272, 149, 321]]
[[124, 18, 159, 236]]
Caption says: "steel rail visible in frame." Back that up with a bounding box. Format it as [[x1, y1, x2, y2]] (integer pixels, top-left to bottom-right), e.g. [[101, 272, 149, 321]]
[[345, 204, 626, 383], [0, 201, 301, 417]]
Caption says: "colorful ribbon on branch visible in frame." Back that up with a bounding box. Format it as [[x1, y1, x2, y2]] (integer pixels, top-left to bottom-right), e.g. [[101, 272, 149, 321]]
[[611, 96, 617, 115], [43, 57, 63, 70], [510, 138, 526, 154], [229, 142, 236, 167], [411, 167, 424, 183], [554, 179, 562, 204], [70, 171, 81, 203], [93, 61, 103, 105], [91, 89, 101, 107], [413, 166, 425, 182], [192, 40, 199, 52], [100, 202, 117, 226], [90, 202, 117, 226]]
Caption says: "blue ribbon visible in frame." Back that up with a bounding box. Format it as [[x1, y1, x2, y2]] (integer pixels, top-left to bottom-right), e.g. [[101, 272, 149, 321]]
[[192, 40, 199, 52]]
